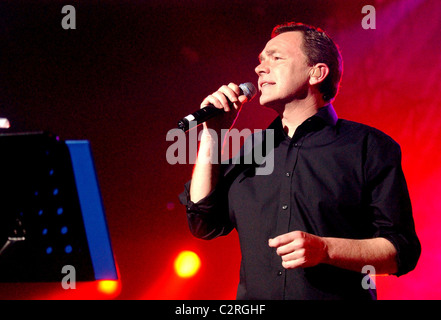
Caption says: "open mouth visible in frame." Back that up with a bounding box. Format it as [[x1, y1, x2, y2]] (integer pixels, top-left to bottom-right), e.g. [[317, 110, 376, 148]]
[[260, 82, 275, 89]]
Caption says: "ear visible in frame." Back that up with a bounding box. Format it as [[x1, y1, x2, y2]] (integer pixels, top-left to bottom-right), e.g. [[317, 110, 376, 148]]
[[309, 63, 329, 86]]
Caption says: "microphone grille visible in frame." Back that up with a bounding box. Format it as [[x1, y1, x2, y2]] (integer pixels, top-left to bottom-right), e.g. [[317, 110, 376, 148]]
[[239, 82, 257, 100]]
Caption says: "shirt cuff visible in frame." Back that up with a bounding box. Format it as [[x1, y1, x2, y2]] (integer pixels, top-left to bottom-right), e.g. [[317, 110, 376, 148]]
[[178, 180, 219, 215], [376, 231, 421, 277]]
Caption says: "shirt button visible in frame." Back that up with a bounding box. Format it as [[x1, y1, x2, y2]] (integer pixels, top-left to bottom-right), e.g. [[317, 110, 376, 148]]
[[294, 143, 299, 147], [285, 172, 290, 177], [277, 271, 283, 276], [282, 205, 288, 210]]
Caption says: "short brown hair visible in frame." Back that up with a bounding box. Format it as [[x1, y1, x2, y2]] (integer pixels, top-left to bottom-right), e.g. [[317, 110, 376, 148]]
[[272, 22, 343, 102]]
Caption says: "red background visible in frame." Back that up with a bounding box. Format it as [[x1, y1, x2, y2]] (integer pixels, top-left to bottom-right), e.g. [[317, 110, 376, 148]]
[[0, 0, 440, 299]]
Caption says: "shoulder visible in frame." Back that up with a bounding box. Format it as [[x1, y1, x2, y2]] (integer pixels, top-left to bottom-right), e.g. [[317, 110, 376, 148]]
[[337, 119, 400, 150], [337, 120, 403, 171]]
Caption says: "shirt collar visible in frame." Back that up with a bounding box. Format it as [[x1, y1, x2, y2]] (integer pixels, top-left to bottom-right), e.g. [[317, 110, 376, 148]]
[[268, 103, 338, 136], [313, 103, 338, 127]]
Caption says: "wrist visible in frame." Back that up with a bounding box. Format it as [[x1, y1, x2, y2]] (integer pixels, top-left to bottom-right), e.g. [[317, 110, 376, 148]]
[[321, 237, 332, 265]]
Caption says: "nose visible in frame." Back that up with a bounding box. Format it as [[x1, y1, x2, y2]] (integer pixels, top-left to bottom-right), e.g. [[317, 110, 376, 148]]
[[255, 61, 269, 76]]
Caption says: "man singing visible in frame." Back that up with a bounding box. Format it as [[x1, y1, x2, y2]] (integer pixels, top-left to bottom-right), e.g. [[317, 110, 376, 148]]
[[179, 22, 420, 300]]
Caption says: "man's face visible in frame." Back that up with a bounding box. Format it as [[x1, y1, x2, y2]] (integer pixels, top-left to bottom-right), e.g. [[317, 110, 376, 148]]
[[255, 31, 312, 108]]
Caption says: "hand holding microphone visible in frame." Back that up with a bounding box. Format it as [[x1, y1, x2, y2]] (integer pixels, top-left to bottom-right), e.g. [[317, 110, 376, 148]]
[[177, 82, 257, 132]]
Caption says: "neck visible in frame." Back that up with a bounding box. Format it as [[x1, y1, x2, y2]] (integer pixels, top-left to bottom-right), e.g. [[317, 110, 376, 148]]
[[280, 96, 325, 137]]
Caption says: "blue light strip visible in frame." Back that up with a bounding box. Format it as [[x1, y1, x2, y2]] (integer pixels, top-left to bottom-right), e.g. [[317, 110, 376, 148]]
[[66, 140, 117, 280]]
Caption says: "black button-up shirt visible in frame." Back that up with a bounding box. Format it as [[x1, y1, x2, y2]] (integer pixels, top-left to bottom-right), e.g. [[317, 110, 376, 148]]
[[179, 104, 421, 300]]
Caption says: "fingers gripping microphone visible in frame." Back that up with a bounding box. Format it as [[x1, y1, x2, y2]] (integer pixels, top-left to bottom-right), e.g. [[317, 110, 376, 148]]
[[177, 82, 257, 132]]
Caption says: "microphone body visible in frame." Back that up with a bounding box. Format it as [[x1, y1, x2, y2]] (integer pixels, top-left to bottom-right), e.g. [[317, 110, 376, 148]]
[[177, 82, 257, 132]]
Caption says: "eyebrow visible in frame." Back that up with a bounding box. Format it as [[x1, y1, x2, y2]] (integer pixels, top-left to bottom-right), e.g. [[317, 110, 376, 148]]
[[258, 49, 277, 62]]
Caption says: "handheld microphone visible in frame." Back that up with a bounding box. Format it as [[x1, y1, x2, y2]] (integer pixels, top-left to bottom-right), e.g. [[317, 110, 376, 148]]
[[177, 82, 257, 132]]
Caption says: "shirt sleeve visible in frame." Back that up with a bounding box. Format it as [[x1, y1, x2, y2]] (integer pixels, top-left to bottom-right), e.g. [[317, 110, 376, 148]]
[[365, 130, 421, 276], [178, 175, 234, 240], [178, 130, 265, 240]]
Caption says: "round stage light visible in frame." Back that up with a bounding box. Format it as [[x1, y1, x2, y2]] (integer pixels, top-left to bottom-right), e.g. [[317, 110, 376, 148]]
[[174, 250, 201, 278]]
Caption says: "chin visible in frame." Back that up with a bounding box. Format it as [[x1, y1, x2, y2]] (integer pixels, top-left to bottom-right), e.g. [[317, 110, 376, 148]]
[[259, 97, 283, 112], [259, 94, 276, 106]]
